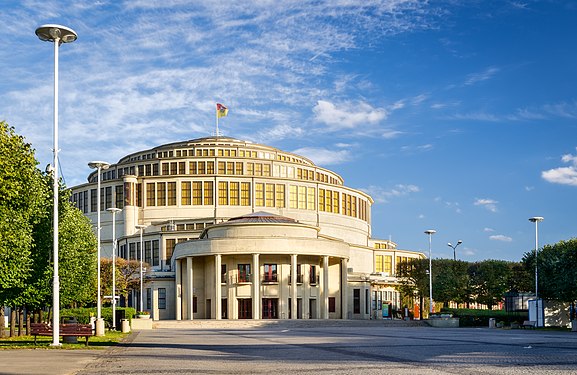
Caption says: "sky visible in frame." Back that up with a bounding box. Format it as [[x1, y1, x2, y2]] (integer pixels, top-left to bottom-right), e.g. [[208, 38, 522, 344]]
[[1, 0, 576, 262]]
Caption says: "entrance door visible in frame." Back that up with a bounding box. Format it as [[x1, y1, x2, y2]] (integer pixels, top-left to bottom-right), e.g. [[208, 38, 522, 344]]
[[262, 298, 278, 319], [206, 299, 211, 319], [238, 298, 252, 319], [309, 299, 317, 319]]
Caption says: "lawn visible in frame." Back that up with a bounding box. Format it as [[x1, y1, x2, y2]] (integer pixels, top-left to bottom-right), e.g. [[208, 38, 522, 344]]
[[0, 329, 130, 349]]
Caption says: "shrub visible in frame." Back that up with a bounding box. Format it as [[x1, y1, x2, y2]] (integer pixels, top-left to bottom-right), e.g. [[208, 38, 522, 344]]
[[441, 308, 528, 327]]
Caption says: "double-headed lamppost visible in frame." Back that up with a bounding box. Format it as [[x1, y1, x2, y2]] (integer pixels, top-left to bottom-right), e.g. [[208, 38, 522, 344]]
[[529, 216, 544, 326], [447, 240, 463, 261], [35, 24, 77, 346], [424, 230, 436, 315], [107, 208, 122, 330], [135, 225, 146, 312], [88, 161, 110, 336]]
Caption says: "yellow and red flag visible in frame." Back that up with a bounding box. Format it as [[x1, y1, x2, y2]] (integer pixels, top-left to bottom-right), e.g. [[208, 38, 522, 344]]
[[216, 103, 228, 118]]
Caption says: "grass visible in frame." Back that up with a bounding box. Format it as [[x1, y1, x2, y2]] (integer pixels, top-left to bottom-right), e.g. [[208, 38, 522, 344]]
[[0, 329, 130, 350]]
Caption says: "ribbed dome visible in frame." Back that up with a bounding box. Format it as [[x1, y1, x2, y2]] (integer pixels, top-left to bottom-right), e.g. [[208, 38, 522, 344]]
[[226, 211, 297, 224]]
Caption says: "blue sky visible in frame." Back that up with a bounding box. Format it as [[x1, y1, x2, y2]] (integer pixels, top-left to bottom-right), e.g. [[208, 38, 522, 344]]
[[1, 1, 576, 261]]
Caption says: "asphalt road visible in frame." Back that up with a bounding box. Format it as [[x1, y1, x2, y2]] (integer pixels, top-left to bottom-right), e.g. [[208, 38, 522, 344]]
[[78, 326, 577, 375], [2, 325, 576, 374]]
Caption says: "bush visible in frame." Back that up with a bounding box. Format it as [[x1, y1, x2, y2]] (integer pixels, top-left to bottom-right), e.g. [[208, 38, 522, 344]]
[[441, 308, 528, 327], [60, 307, 136, 327]]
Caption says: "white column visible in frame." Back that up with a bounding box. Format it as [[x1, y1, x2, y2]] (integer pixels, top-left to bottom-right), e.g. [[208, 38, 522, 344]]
[[321, 255, 329, 319], [215, 254, 222, 320], [175, 259, 182, 321], [291, 254, 298, 319], [252, 253, 260, 319], [187, 256, 194, 320], [341, 258, 349, 320]]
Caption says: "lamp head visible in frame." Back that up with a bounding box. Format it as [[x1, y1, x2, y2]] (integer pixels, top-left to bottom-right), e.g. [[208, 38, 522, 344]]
[[107, 208, 122, 214], [529, 216, 544, 223], [447, 242, 452, 247], [36, 24, 77, 44], [457, 240, 463, 245], [424, 229, 436, 235]]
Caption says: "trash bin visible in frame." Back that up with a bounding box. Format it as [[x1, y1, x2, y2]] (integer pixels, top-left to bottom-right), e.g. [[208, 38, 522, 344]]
[[115, 309, 125, 330], [121, 319, 131, 333], [62, 317, 78, 344], [489, 318, 496, 329]]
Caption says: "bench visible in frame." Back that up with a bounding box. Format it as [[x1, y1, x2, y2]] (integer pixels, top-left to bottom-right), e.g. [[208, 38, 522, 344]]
[[30, 322, 94, 346], [521, 320, 536, 329]]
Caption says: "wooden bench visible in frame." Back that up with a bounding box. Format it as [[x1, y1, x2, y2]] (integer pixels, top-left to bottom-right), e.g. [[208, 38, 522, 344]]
[[521, 320, 536, 329], [30, 322, 94, 346]]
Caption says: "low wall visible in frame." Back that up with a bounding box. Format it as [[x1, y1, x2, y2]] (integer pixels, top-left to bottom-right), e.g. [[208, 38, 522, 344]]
[[425, 318, 460, 328]]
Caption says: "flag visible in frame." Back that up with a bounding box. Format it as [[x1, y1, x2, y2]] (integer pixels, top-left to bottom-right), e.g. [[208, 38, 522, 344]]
[[216, 103, 228, 118]]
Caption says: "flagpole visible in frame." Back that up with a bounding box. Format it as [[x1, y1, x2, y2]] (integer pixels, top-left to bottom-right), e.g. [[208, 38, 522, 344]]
[[216, 103, 219, 136]]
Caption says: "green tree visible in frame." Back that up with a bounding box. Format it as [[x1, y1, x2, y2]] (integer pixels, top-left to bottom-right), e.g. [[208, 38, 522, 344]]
[[396, 258, 430, 317], [0, 121, 48, 310], [432, 259, 470, 306], [468, 260, 512, 309]]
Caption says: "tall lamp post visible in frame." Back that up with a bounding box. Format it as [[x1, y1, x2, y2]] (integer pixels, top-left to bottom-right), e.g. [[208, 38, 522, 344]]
[[529, 216, 544, 327], [35, 24, 77, 346], [135, 225, 146, 312], [424, 230, 436, 315], [107, 208, 122, 330], [447, 240, 463, 261], [88, 161, 110, 336]]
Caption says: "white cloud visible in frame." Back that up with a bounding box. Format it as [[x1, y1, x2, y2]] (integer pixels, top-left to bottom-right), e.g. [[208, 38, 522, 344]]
[[360, 184, 420, 204], [313, 100, 388, 129], [489, 234, 513, 242], [484, 227, 495, 232], [542, 148, 577, 186], [474, 198, 499, 212], [291, 146, 352, 166], [464, 67, 500, 86]]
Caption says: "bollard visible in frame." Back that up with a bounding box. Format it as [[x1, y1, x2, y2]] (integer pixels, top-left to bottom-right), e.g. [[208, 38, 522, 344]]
[[489, 318, 496, 329], [121, 319, 131, 333]]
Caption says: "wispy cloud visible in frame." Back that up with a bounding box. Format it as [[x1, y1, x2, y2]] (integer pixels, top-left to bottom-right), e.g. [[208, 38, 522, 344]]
[[360, 184, 420, 204], [464, 67, 500, 86], [489, 234, 513, 242], [542, 148, 577, 186], [291, 146, 352, 166], [474, 198, 499, 212]]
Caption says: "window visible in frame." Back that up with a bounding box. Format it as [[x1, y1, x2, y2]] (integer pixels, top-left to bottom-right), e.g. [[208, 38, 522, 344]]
[[298, 186, 306, 209], [289, 185, 297, 208], [265, 184, 274, 207], [238, 299, 252, 319], [207, 161, 214, 174], [146, 288, 152, 309], [353, 289, 360, 314], [221, 264, 227, 284], [90, 189, 97, 212], [115, 185, 124, 209], [203, 181, 213, 205], [310, 265, 318, 285], [198, 161, 206, 174], [375, 255, 384, 273], [241, 182, 251, 206], [152, 240, 159, 266], [158, 288, 166, 309], [181, 181, 191, 205], [328, 297, 336, 313], [238, 264, 251, 283], [263, 264, 277, 282], [255, 183, 264, 206], [275, 184, 285, 208], [165, 239, 176, 262], [218, 181, 228, 205], [307, 187, 315, 210], [167, 182, 176, 206], [192, 181, 202, 205], [145, 240, 152, 265], [157, 182, 166, 206], [384, 255, 392, 274], [136, 183, 142, 207], [230, 182, 239, 205], [319, 189, 325, 211], [365, 289, 370, 315], [146, 183, 155, 206], [129, 242, 136, 260]]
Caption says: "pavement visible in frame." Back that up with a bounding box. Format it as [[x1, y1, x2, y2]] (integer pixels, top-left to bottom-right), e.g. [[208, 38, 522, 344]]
[[1, 320, 577, 374]]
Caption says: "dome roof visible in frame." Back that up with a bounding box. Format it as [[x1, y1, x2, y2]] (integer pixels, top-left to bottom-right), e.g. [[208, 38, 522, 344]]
[[226, 211, 297, 224]]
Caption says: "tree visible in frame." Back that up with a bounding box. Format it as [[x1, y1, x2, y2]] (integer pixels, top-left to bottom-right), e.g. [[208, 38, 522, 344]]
[[101, 258, 148, 306], [0, 121, 49, 312], [396, 258, 430, 317], [432, 259, 470, 306], [468, 260, 512, 309]]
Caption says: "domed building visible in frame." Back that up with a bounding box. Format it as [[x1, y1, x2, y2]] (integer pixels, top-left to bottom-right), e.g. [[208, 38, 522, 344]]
[[70, 137, 424, 321]]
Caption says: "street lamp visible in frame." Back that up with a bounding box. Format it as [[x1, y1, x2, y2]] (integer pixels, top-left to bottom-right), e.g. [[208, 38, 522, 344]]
[[447, 240, 463, 261], [107, 208, 122, 330], [424, 230, 436, 315], [135, 225, 146, 312], [35, 24, 77, 346], [529, 216, 544, 326], [88, 161, 110, 336]]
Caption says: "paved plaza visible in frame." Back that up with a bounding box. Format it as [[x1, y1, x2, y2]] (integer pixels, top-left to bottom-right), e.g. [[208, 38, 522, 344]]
[[2, 322, 577, 374]]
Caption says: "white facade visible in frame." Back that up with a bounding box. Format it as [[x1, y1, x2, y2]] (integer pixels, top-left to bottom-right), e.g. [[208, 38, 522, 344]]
[[70, 137, 424, 320]]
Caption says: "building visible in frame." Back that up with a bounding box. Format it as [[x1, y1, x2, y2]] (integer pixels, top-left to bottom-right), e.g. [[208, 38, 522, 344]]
[[70, 136, 425, 320]]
